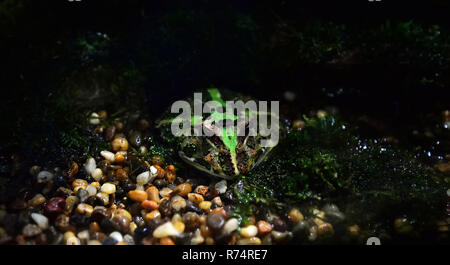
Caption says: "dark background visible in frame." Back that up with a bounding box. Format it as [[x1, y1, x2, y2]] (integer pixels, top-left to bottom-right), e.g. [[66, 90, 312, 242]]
[[1, 0, 449, 158]]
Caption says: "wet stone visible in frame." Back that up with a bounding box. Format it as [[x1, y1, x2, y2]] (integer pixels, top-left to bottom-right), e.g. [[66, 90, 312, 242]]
[[77, 189, 89, 203], [101, 237, 118, 245], [91, 208, 111, 223], [133, 225, 152, 244], [22, 224, 42, 238], [207, 213, 225, 231], [70, 215, 91, 227]]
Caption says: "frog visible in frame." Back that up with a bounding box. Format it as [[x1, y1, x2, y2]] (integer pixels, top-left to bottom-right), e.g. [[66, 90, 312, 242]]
[[155, 88, 285, 179]]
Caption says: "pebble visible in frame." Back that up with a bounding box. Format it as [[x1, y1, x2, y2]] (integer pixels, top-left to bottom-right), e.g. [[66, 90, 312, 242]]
[[195, 186, 209, 196], [222, 218, 239, 234], [160, 187, 173, 198], [100, 150, 115, 163], [75, 228, 88, 238], [77, 188, 89, 203], [153, 222, 181, 238], [115, 152, 126, 163], [66, 236, 81, 245], [36, 171, 54, 184], [28, 194, 46, 208], [347, 224, 360, 238], [207, 213, 225, 231], [240, 225, 258, 238], [215, 180, 227, 194], [257, 220, 273, 235], [88, 240, 102, 245], [288, 208, 304, 223], [89, 112, 101, 125], [29, 165, 41, 177], [141, 200, 159, 210], [64, 196, 79, 214], [183, 212, 200, 231], [173, 221, 185, 233], [173, 183, 191, 197], [145, 186, 160, 203], [317, 223, 334, 237], [67, 162, 79, 180], [109, 231, 123, 243], [211, 196, 222, 207], [86, 185, 97, 197], [91, 168, 103, 182], [271, 230, 291, 242], [105, 126, 116, 141], [191, 229, 204, 245], [76, 203, 94, 216], [31, 213, 49, 230], [101, 237, 118, 245], [153, 165, 165, 179], [101, 183, 116, 194], [237, 237, 262, 245], [111, 137, 129, 152], [95, 192, 110, 206], [44, 197, 66, 219], [136, 171, 152, 185], [84, 157, 96, 175], [22, 224, 42, 237], [170, 196, 186, 212], [128, 190, 148, 202], [199, 201, 212, 211], [72, 179, 88, 192], [123, 234, 135, 245], [187, 193, 204, 204], [145, 210, 161, 222], [150, 165, 158, 177]]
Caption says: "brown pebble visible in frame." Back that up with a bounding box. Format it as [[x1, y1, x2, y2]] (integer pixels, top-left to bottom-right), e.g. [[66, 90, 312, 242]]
[[146, 186, 160, 203], [173, 183, 192, 197], [257, 220, 273, 235], [128, 190, 148, 202]]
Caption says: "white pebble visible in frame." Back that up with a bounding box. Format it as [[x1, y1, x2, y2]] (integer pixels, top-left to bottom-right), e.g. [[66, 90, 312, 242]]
[[215, 180, 227, 194], [139, 146, 147, 154], [239, 225, 258, 238], [36, 171, 54, 184], [84, 157, 96, 175], [447, 189, 450, 197], [100, 150, 115, 162], [153, 222, 180, 238], [123, 234, 135, 245], [101, 183, 116, 194], [136, 171, 151, 185], [222, 218, 239, 234], [170, 195, 186, 212], [66, 237, 81, 245], [191, 229, 204, 245], [87, 240, 102, 245], [109, 231, 123, 243], [150, 166, 158, 177], [135, 185, 144, 191], [91, 168, 103, 181], [30, 213, 49, 230], [86, 185, 97, 197], [77, 230, 90, 241], [89, 112, 100, 125]]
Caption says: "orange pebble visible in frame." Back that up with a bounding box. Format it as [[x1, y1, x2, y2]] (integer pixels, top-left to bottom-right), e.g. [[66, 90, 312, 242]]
[[146, 186, 160, 203], [196, 186, 209, 196], [128, 190, 148, 202], [141, 200, 159, 210], [160, 237, 175, 245], [144, 210, 161, 221], [256, 220, 273, 235], [114, 153, 125, 163], [153, 165, 165, 179], [211, 207, 227, 218]]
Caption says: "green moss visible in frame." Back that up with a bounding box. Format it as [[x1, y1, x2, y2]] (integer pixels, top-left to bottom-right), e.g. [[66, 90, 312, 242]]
[[230, 115, 447, 225]]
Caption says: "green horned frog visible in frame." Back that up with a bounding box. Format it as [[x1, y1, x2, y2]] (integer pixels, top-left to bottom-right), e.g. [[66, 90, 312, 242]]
[[156, 88, 285, 179]]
